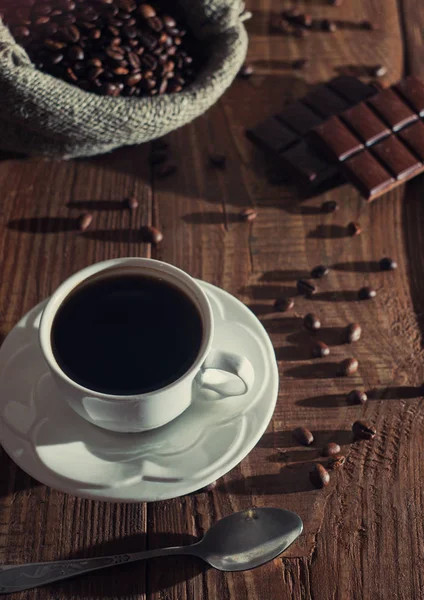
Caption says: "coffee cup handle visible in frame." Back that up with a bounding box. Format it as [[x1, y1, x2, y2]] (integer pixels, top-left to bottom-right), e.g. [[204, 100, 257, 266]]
[[198, 349, 254, 397]]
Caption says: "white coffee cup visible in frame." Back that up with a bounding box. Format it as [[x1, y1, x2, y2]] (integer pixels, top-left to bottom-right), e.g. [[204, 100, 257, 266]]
[[39, 258, 255, 433]]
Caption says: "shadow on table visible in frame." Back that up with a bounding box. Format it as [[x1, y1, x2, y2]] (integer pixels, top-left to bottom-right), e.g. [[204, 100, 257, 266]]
[[0, 453, 40, 497], [257, 429, 353, 449], [46, 532, 204, 599], [308, 225, 349, 239], [284, 362, 343, 379], [182, 211, 240, 225], [286, 327, 346, 347], [332, 261, 381, 273], [8, 217, 78, 234], [260, 269, 309, 282], [67, 200, 125, 211]]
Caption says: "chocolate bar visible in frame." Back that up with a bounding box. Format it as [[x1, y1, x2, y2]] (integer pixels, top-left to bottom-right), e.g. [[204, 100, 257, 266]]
[[246, 76, 375, 186], [246, 74, 424, 201]]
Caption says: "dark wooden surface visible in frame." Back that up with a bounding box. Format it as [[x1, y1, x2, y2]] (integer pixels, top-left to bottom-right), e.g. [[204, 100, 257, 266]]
[[1, 1, 424, 598]]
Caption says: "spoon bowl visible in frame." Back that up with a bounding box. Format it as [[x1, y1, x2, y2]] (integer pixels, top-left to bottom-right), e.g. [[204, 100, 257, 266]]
[[195, 507, 303, 571]]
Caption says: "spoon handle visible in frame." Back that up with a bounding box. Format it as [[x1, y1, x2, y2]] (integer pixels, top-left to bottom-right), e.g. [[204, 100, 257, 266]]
[[0, 546, 192, 594]]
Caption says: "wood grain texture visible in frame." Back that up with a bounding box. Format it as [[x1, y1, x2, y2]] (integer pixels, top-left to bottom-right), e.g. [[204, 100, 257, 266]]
[[1, 0, 424, 598]]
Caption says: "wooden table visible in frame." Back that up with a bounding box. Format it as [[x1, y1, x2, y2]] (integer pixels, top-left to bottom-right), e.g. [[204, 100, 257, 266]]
[[1, 1, 424, 598]]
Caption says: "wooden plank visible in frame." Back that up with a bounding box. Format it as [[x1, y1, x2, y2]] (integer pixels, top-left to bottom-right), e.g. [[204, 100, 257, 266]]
[[0, 145, 152, 600]]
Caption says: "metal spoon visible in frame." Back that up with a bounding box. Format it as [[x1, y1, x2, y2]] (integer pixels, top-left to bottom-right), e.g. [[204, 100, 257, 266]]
[[0, 507, 303, 594]]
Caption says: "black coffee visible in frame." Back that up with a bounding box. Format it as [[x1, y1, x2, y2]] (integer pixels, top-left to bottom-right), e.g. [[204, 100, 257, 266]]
[[51, 274, 203, 395]]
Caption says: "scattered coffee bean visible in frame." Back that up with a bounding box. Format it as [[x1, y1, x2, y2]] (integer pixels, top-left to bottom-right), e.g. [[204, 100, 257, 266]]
[[322, 19, 337, 32], [304, 312, 321, 331], [309, 464, 330, 489], [379, 257, 398, 271], [274, 297, 295, 312], [156, 162, 177, 178], [358, 286, 377, 300], [125, 196, 139, 210], [347, 389, 368, 405], [293, 426, 314, 446], [352, 420, 376, 440], [345, 322, 362, 343], [140, 225, 163, 244], [238, 63, 254, 78], [371, 65, 387, 78], [78, 212, 93, 231], [312, 341, 330, 358], [297, 279, 316, 297], [347, 221, 361, 236], [311, 265, 329, 279], [321, 200, 338, 213], [321, 442, 341, 457], [209, 154, 226, 168], [338, 357, 359, 376], [240, 208, 257, 222], [2, 0, 200, 98], [327, 455, 346, 470], [292, 59, 308, 70]]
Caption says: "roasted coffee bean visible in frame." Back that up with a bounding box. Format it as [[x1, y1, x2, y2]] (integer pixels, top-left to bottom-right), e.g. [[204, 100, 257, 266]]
[[240, 208, 257, 222], [138, 3, 156, 19], [127, 51, 141, 70], [338, 357, 359, 376], [304, 313, 321, 331], [125, 72, 143, 86], [379, 257, 398, 271], [140, 225, 163, 244], [100, 82, 120, 96], [327, 455, 346, 470], [321, 442, 341, 457], [238, 63, 254, 78], [371, 65, 387, 78], [322, 19, 337, 32], [78, 212, 93, 231], [347, 221, 361, 236], [352, 420, 376, 440], [147, 17, 163, 32], [347, 389, 368, 405], [89, 28, 101, 40], [293, 426, 314, 446], [297, 279, 316, 297], [358, 286, 377, 300], [66, 67, 78, 82], [345, 322, 362, 343], [163, 14, 177, 28], [88, 66, 104, 80], [321, 200, 338, 213], [68, 45, 84, 60], [312, 341, 330, 358], [309, 464, 330, 489], [209, 153, 226, 168], [311, 265, 329, 279], [125, 196, 138, 210], [156, 161, 177, 178], [274, 297, 294, 312], [292, 58, 308, 70]]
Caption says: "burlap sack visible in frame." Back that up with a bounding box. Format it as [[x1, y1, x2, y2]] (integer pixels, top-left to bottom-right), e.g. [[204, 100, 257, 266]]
[[0, 0, 248, 158]]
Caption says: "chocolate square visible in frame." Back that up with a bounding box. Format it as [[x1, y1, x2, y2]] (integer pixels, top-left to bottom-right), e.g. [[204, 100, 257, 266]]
[[398, 120, 424, 161], [371, 136, 422, 180], [310, 116, 364, 161], [341, 103, 390, 146], [276, 102, 323, 136], [303, 85, 350, 118], [280, 140, 334, 183], [367, 89, 418, 131], [328, 76, 377, 104], [343, 150, 395, 199], [395, 76, 424, 117], [246, 117, 299, 153]]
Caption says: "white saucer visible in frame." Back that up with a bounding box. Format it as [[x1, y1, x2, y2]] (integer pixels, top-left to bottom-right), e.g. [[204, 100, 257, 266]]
[[0, 281, 278, 503]]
